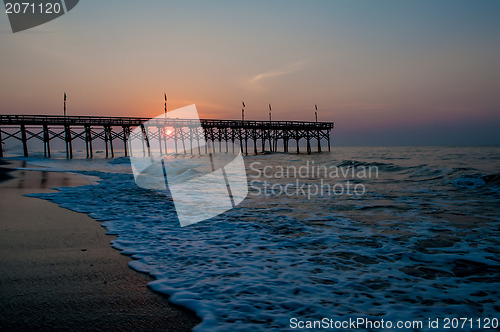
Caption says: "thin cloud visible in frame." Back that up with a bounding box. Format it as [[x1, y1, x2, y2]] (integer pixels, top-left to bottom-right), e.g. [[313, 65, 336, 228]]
[[336, 103, 389, 111], [249, 61, 307, 84]]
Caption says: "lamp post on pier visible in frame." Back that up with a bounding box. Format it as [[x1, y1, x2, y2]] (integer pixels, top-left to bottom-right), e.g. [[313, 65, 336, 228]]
[[164, 93, 167, 119], [242, 100, 245, 122]]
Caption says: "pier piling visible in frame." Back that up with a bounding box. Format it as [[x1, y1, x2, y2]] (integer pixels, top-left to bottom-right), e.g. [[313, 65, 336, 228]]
[[21, 124, 28, 157], [43, 124, 50, 158]]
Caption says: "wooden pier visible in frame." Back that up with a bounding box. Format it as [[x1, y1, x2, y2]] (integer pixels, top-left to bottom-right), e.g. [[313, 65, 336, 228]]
[[0, 115, 334, 158]]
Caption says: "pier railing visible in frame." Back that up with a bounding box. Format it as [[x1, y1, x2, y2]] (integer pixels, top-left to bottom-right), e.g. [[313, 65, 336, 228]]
[[0, 114, 334, 158]]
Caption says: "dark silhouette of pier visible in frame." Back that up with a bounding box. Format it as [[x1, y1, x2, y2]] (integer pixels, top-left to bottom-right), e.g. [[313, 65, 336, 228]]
[[0, 115, 334, 158]]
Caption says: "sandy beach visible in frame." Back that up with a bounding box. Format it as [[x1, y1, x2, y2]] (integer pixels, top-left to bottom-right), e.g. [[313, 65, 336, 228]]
[[0, 161, 200, 331]]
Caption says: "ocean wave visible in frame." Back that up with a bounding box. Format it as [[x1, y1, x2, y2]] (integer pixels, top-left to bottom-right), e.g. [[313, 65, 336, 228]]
[[337, 159, 405, 172], [108, 156, 131, 165], [19, 148, 500, 331], [451, 175, 486, 189], [482, 172, 500, 186]]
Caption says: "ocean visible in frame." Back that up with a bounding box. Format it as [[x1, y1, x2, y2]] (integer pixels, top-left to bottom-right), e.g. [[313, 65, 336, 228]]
[[11, 146, 500, 331]]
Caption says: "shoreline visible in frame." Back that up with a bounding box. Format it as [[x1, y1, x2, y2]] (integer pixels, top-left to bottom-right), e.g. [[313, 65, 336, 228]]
[[0, 160, 200, 331]]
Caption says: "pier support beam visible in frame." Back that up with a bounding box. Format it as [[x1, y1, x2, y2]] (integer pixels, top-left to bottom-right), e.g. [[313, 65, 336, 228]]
[[268, 130, 273, 152], [85, 125, 93, 159], [317, 130, 321, 153], [43, 124, 50, 158], [157, 126, 163, 156], [164, 127, 168, 155], [122, 126, 129, 157], [104, 126, 109, 158], [274, 130, 278, 152], [284, 132, 289, 153], [181, 128, 187, 155], [21, 124, 28, 157], [253, 129, 257, 155], [0, 126, 3, 157], [104, 126, 114, 158], [190, 128, 194, 155], [231, 130, 235, 154], [175, 127, 179, 155], [225, 129, 229, 153], [196, 128, 202, 155], [64, 124, 73, 159], [109, 128, 114, 158], [238, 129, 243, 156], [204, 129, 208, 155], [140, 124, 150, 157], [306, 133, 311, 155]]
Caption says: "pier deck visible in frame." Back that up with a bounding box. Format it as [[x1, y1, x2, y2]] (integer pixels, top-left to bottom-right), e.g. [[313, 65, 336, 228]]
[[0, 115, 334, 158]]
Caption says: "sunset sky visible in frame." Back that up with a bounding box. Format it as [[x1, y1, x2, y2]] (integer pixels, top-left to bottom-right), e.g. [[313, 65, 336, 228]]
[[1, 1, 499, 146]]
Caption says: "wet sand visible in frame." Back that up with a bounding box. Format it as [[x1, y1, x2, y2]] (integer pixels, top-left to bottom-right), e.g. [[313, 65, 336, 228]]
[[0, 161, 200, 331]]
